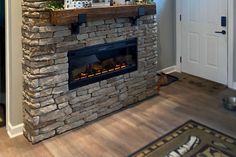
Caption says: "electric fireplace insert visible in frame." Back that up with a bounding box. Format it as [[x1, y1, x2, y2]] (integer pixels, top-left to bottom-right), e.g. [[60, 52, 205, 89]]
[[68, 38, 138, 90]]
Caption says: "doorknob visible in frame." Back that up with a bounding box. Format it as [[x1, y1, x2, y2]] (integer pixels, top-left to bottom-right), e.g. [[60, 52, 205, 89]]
[[215, 30, 226, 35]]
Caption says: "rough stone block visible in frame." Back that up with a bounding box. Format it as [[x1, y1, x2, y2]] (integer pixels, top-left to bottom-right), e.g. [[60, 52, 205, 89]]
[[85, 113, 98, 122], [39, 73, 68, 86], [23, 110, 40, 126], [58, 102, 69, 109], [77, 90, 88, 96], [87, 39, 105, 46], [40, 98, 55, 107], [52, 85, 68, 95], [56, 120, 85, 134], [40, 110, 65, 123], [70, 94, 91, 105], [39, 122, 64, 134], [31, 130, 55, 144], [62, 106, 73, 115], [28, 104, 57, 116], [39, 37, 64, 45], [55, 92, 76, 104], [91, 87, 115, 97], [87, 20, 104, 26], [39, 64, 68, 74], [54, 30, 71, 37], [77, 34, 89, 40], [39, 26, 69, 33]]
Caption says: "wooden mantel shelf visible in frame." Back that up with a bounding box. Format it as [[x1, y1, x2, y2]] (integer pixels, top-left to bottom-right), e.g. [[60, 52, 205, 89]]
[[49, 4, 156, 25]]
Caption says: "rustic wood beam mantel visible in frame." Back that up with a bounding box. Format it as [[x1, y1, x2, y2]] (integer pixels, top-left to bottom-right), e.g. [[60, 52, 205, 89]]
[[49, 4, 156, 25]]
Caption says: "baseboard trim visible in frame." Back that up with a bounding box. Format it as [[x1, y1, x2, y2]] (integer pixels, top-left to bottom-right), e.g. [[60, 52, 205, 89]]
[[231, 82, 236, 90], [158, 66, 177, 74], [7, 123, 24, 138]]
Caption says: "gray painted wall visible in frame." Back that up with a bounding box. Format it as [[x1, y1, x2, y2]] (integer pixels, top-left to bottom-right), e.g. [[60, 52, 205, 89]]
[[155, 0, 176, 70], [234, 1, 236, 81]]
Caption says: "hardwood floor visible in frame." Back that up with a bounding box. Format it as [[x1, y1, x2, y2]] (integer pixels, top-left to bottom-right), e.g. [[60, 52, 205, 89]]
[[0, 73, 236, 157]]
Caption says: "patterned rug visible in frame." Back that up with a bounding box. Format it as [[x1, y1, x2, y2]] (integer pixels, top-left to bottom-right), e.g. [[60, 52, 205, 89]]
[[130, 120, 236, 157]]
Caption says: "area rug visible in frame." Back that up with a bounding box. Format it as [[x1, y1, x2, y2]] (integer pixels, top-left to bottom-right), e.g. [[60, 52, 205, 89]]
[[157, 73, 179, 87], [130, 120, 236, 157]]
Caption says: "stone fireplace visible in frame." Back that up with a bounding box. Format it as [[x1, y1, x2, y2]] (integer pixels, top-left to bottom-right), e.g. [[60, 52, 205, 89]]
[[22, 1, 158, 143]]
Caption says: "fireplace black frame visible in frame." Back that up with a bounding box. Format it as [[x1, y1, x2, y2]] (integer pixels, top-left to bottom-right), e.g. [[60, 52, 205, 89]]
[[68, 38, 138, 90]]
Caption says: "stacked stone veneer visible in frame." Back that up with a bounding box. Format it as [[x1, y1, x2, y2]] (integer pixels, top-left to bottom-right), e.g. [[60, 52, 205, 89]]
[[22, 0, 159, 143]]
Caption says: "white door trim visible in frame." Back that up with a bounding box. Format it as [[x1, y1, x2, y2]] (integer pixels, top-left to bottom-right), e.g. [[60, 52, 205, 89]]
[[176, 0, 235, 89], [176, 0, 182, 73], [5, 0, 11, 133], [227, 0, 234, 89]]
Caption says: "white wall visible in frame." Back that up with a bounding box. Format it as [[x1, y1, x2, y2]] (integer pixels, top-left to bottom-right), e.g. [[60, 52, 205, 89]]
[[6, 0, 23, 127], [156, 0, 176, 70]]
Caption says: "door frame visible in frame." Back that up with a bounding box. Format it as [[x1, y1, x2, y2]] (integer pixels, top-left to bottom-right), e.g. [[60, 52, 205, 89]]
[[5, 0, 11, 133], [176, 0, 235, 88]]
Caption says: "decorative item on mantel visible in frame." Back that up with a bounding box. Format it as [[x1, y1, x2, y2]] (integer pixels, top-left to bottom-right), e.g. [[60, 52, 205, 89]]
[[47, 0, 64, 10], [47, 0, 92, 10], [47, 0, 154, 10], [64, 0, 92, 9], [134, 0, 154, 5], [93, 0, 111, 7]]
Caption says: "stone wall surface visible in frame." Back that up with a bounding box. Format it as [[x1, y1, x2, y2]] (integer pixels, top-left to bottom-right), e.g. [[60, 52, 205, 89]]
[[22, 0, 159, 143]]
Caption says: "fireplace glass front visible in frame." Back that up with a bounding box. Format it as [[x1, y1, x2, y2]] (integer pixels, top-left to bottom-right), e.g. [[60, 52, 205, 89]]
[[68, 38, 138, 90]]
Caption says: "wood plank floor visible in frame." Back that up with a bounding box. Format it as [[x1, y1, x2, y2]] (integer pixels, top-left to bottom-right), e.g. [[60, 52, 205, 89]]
[[0, 73, 236, 157]]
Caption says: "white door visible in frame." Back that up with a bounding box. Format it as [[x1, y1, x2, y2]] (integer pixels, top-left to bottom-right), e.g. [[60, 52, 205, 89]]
[[181, 0, 228, 84]]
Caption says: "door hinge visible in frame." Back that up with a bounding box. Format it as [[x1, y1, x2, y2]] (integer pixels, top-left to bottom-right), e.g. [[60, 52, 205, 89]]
[[180, 56, 182, 63], [180, 14, 182, 21]]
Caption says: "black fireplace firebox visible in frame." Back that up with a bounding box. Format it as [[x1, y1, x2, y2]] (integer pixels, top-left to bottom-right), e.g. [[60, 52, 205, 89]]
[[68, 38, 138, 90]]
